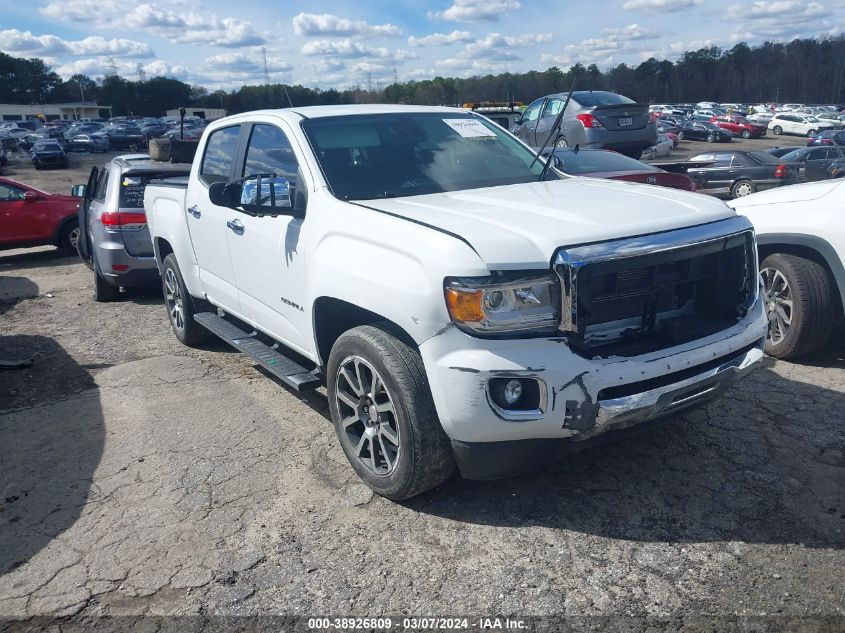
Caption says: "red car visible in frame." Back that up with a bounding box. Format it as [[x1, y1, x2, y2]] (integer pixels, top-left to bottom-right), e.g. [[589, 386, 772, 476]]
[[551, 148, 696, 191], [709, 115, 767, 139], [0, 177, 81, 251]]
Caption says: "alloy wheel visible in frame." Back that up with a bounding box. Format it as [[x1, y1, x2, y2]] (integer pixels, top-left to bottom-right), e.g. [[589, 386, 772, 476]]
[[335, 355, 400, 477], [68, 226, 80, 251], [761, 267, 793, 346], [733, 181, 753, 197], [164, 268, 184, 332]]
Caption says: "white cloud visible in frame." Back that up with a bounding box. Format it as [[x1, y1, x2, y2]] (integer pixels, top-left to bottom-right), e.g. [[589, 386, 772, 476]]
[[292, 13, 400, 37], [301, 39, 393, 59], [600, 24, 658, 41], [727, 0, 834, 41], [0, 29, 153, 58], [205, 51, 291, 74], [408, 30, 473, 47], [622, 0, 703, 11], [428, 0, 522, 22], [462, 32, 553, 59]]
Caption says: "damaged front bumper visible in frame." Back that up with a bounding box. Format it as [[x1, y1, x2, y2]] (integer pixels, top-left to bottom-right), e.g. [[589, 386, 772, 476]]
[[419, 293, 766, 480]]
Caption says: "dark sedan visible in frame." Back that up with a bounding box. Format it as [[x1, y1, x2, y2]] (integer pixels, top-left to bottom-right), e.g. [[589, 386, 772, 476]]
[[779, 146, 845, 181], [66, 133, 110, 153], [31, 141, 68, 169], [676, 121, 733, 143], [104, 126, 147, 150], [808, 130, 845, 146], [549, 148, 696, 191], [686, 150, 800, 198]]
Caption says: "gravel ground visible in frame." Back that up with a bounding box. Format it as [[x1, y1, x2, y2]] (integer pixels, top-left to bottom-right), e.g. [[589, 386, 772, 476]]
[[0, 144, 843, 631]]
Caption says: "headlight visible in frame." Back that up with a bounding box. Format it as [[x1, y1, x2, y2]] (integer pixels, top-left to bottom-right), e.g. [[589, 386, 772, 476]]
[[444, 274, 560, 335]]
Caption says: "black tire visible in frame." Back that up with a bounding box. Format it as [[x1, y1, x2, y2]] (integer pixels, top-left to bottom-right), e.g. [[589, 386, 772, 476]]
[[731, 179, 755, 198], [161, 254, 209, 346], [327, 324, 455, 500], [742, 130, 751, 139], [706, 133, 715, 143], [807, 129, 817, 137], [677, 130, 685, 140], [760, 253, 834, 359], [773, 125, 783, 135], [58, 221, 80, 252], [93, 260, 119, 302]]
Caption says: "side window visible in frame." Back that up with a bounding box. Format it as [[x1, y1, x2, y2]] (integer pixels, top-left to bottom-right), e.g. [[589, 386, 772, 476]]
[[242, 124, 299, 185], [808, 149, 826, 160], [713, 153, 734, 167], [522, 99, 544, 123], [0, 184, 25, 201], [94, 169, 110, 201], [543, 98, 563, 118], [200, 126, 241, 185]]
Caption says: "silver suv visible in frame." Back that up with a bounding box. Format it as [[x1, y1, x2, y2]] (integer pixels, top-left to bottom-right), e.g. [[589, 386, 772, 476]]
[[74, 154, 190, 301], [513, 91, 656, 158]]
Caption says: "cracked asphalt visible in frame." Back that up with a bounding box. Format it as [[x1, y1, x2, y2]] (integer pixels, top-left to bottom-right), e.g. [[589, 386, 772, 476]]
[[0, 154, 843, 630]]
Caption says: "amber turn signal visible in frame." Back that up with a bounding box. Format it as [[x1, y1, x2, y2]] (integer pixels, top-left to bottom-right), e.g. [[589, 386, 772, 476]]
[[444, 287, 485, 323]]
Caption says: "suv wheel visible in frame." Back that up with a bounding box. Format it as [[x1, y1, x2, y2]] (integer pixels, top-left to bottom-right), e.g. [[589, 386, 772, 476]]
[[741, 130, 751, 139], [59, 222, 80, 252], [772, 125, 783, 135], [328, 324, 455, 500], [161, 254, 209, 346], [760, 253, 834, 359], [93, 260, 119, 302]]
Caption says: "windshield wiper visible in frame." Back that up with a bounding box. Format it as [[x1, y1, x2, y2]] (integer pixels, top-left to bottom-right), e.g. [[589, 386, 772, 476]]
[[530, 74, 578, 181]]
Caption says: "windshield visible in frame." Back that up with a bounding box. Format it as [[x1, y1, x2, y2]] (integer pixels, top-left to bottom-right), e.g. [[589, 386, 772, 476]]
[[551, 149, 657, 174], [302, 112, 552, 200]]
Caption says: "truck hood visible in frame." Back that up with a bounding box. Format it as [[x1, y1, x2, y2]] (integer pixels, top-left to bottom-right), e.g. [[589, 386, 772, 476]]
[[360, 177, 735, 269]]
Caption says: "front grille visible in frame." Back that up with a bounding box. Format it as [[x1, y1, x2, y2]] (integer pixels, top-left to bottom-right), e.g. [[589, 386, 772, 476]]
[[554, 217, 757, 358]]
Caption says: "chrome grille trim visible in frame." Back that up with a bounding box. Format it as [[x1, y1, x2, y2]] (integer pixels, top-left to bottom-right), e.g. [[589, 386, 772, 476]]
[[553, 216, 758, 336]]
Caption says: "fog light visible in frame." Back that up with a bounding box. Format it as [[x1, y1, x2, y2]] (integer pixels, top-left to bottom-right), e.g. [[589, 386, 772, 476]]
[[502, 379, 523, 404]]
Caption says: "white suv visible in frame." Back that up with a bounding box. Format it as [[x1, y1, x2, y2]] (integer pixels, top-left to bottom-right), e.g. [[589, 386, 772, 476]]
[[768, 114, 835, 137]]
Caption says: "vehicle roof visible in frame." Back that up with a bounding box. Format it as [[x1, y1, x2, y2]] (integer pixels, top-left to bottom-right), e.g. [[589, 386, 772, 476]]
[[232, 104, 466, 121], [110, 155, 191, 171]]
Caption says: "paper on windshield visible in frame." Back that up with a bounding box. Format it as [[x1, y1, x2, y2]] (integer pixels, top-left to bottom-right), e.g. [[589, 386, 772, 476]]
[[442, 119, 497, 139]]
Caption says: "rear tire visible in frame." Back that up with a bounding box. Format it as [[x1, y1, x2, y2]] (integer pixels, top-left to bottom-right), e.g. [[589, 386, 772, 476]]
[[731, 179, 755, 198], [760, 253, 834, 359], [807, 129, 817, 137], [58, 222, 80, 252], [706, 133, 716, 143], [93, 260, 119, 303], [161, 253, 210, 347], [327, 324, 455, 500]]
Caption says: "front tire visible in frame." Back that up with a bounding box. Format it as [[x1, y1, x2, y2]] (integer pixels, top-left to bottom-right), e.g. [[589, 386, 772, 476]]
[[773, 125, 783, 135], [760, 253, 834, 359], [706, 133, 716, 143], [328, 324, 455, 500], [161, 254, 209, 347], [742, 130, 751, 139]]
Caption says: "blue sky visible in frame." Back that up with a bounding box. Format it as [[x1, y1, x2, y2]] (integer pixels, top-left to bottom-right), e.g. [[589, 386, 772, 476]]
[[1, 0, 843, 91]]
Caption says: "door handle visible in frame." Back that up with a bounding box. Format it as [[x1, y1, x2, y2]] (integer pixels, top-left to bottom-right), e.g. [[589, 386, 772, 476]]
[[187, 205, 201, 219], [226, 219, 245, 235]]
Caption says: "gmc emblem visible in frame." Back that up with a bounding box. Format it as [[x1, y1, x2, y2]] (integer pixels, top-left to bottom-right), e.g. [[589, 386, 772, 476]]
[[646, 175, 657, 184]]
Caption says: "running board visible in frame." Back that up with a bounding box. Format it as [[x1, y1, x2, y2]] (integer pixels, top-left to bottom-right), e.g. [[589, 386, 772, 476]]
[[194, 312, 320, 391]]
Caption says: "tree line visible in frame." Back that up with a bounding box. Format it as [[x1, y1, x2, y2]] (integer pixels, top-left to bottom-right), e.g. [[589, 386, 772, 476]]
[[1, 36, 843, 118]]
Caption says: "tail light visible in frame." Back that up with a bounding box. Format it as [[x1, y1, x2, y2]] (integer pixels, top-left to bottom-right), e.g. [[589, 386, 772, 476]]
[[576, 113, 604, 128], [774, 165, 787, 178], [100, 211, 147, 230]]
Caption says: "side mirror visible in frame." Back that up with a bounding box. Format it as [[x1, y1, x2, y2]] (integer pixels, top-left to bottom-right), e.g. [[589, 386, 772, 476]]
[[240, 175, 291, 210], [70, 184, 86, 197], [23, 191, 38, 203]]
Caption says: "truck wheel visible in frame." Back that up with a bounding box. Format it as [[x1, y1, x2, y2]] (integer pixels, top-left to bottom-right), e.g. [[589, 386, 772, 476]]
[[328, 324, 455, 500], [161, 254, 209, 346], [93, 260, 119, 303], [760, 253, 834, 359]]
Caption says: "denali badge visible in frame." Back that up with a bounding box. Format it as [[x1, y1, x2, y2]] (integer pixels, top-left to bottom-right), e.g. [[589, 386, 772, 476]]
[[647, 175, 657, 184]]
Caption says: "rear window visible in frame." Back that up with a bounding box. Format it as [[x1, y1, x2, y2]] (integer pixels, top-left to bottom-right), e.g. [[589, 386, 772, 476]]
[[119, 172, 190, 208], [571, 92, 636, 107], [551, 149, 657, 174], [748, 151, 783, 164]]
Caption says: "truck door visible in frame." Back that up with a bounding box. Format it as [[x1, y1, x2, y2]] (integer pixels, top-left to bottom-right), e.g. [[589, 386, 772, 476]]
[[185, 124, 242, 311], [224, 122, 312, 354]]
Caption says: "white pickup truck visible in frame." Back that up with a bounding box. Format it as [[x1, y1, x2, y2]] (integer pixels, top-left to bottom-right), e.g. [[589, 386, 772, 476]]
[[145, 105, 767, 500]]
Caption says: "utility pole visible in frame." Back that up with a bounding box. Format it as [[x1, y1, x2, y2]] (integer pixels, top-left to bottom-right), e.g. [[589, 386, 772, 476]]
[[104, 57, 118, 78], [262, 47, 271, 85]]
